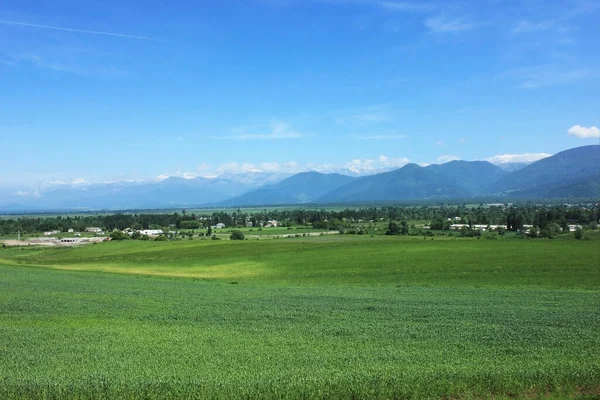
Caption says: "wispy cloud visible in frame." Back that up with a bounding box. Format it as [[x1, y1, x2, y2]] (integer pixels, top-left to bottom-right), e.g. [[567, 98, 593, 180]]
[[155, 154, 411, 180], [425, 16, 473, 33], [217, 120, 303, 140], [435, 155, 460, 164], [485, 153, 551, 165], [0, 20, 150, 40], [512, 20, 561, 35], [568, 125, 600, 139]]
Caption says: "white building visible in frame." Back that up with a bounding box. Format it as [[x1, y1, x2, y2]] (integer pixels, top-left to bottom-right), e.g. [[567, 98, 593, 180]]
[[568, 224, 583, 232], [85, 227, 103, 233], [212, 223, 225, 229], [138, 229, 164, 237], [68, 228, 74, 233], [450, 224, 504, 231]]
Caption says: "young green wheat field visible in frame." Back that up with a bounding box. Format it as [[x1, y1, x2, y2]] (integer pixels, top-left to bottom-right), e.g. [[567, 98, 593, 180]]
[[1, 235, 599, 399]]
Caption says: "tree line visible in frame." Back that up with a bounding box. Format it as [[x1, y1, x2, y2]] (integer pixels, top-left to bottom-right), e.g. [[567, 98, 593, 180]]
[[0, 203, 597, 236]]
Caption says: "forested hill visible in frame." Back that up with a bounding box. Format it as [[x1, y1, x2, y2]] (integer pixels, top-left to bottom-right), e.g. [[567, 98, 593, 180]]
[[485, 145, 600, 198], [1, 146, 598, 212], [316, 161, 507, 203], [220, 172, 357, 206]]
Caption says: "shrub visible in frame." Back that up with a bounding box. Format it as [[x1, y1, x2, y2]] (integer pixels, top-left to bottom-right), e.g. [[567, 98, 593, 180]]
[[211, 236, 221, 240], [484, 231, 498, 240], [574, 228, 584, 240], [230, 231, 245, 240], [110, 231, 130, 241], [154, 235, 168, 242]]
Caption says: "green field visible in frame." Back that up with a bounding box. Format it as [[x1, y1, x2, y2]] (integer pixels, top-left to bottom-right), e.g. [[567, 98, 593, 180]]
[[1, 234, 599, 399]]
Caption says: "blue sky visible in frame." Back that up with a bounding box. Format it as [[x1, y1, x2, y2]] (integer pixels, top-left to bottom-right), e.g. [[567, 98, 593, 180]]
[[1, 0, 599, 186]]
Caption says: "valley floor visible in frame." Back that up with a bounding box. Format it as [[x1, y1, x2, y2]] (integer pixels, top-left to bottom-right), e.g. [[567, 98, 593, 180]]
[[0, 234, 599, 399]]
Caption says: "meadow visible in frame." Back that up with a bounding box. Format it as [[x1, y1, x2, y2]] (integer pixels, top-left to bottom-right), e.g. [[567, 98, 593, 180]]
[[1, 234, 599, 399]]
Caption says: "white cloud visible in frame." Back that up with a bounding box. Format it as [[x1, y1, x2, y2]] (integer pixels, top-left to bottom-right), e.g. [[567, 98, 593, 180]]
[[425, 16, 473, 33], [378, 155, 410, 167], [258, 162, 282, 172], [343, 155, 409, 174], [154, 172, 197, 181], [71, 178, 87, 185], [284, 161, 299, 170], [436, 155, 460, 164], [436, 141, 444, 146], [568, 125, 600, 139], [218, 120, 303, 140], [484, 153, 551, 165], [345, 159, 376, 173], [156, 154, 411, 181]]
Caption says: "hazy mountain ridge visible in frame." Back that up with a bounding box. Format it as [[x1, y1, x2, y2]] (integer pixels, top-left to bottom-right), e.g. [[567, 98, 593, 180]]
[[220, 172, 358, 206], [0, 146, 597, 212], [485, 145, 599, 198], [316, 162, 502, 203]]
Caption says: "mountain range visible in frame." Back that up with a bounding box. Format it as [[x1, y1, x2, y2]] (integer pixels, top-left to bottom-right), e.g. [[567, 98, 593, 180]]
[[1, 145, 597, 212]]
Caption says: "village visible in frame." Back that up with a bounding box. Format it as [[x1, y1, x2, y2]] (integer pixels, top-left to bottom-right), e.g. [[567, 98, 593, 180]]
[[1, 219, 285, 247]]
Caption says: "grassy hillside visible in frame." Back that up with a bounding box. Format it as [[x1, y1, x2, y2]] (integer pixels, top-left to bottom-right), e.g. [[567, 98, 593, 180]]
[[1, 235, 599, 399]]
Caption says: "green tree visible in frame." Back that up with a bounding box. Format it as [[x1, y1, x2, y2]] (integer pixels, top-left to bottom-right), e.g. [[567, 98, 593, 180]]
[[400, 220, 409, 235], [574, 228, 584, 240], [109, 231, 130, 241], [385, 222, 399, 235], [528, 227, 538, 238], [230, 230, 245, 240]]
